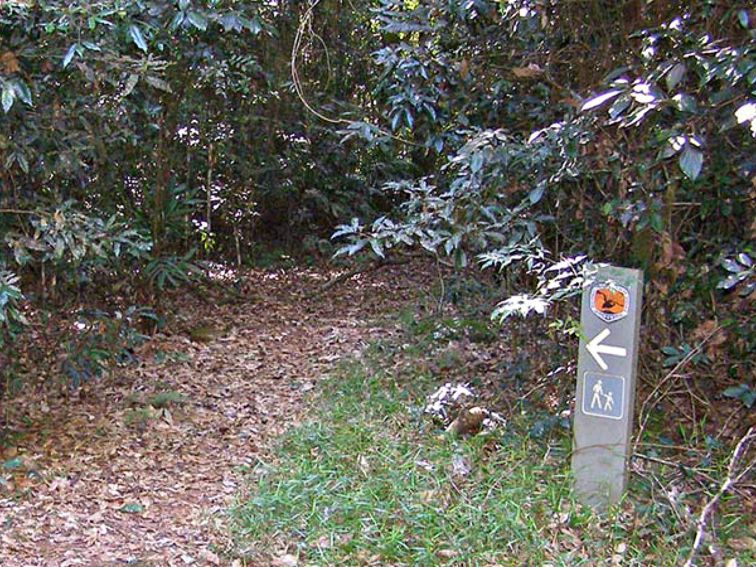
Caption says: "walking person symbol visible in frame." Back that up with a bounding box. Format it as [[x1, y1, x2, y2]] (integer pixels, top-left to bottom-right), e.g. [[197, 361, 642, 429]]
[[591, 379, 604, 410], [604, 391, 614, 412]]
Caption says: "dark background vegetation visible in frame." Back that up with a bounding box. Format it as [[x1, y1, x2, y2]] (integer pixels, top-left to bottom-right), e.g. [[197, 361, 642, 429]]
[[0, 0, 753, 532]]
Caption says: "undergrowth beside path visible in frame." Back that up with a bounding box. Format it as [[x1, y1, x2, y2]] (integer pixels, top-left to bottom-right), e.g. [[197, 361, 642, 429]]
[[233, 312, 755, 566]]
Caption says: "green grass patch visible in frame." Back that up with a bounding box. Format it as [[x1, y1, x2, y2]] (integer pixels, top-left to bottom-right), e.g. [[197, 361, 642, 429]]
[[231, 347, 754, 566], [147, 390, 186, 408]]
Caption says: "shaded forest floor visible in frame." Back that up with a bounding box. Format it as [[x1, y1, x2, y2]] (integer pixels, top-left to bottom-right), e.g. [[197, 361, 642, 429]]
[[0, 263, 431, 566], [1, 260, 754, 566]]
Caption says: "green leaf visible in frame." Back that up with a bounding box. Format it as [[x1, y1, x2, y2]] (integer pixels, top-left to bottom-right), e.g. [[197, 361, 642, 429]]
[[179, 0, 191, 10], [63, 43, 77, 68], [129, 25, 148, 52], [722, 258, 742, 273], [454, 248, 468, 268], [239, 16, 262, 34], [1, 83, 15, 113], [443, 238, 454, 255], [369, 239, 385, 258], [187, 11, 208, 31], [470, 152, 483, 173], [723, 384, 755, 408], [663, 356, 679, 367], [665, 62, 686, 91], [660, 135, 686, 159], [145, 76, 173, 93], [672, 93, 696, 113], [390, 111, 401, 131], [404, 108, 414, 129], [649, 211, 664, 232], [170, 12, 185, 31], [737, 9, 749, 29], [119, 502, 144, 514], [581, 90, 622, 112], [2, 457, 23, 470], [122, 73, 140, 98], [346, 240, 367, 256], [220, 14, 240, 32], [528, 182, 545, 204], [16, 153, 29, 174], [608, 94, 631, 120], [11, 80, 32, 105], [717, 274, 741, 290], [679, 144, 703, 181], [82, 41, 102, 52]]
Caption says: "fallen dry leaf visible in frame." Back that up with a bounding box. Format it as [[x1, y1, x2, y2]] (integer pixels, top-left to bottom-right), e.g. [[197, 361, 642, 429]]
[[272, 553, 298, 567], [512, 64, 544, 78]]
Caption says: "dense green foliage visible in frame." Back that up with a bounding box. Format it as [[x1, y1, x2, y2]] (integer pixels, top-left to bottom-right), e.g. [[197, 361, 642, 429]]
[[332, 1, 755, 409], [1, 2, 754, 399], [0, 1, 382, 365], [337, 2, 755, 311]]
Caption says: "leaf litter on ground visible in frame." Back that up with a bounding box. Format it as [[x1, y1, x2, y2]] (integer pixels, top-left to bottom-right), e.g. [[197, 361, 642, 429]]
[[0, 261, 433, 566]]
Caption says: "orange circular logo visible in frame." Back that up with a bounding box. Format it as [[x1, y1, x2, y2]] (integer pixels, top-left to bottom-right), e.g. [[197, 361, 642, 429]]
[[590, 285, 629, 322]]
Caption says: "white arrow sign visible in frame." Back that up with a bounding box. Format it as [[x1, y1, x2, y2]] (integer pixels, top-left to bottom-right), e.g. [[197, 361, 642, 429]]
[[586, 328, 627, 371]]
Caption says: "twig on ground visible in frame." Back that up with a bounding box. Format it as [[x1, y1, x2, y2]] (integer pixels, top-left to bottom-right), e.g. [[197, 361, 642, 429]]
[[632, 452, 718, 486], [716, 405, 746, 442], [520, 377, 550, 400], [634, 324, 722, 453], [634, 452, 687, 469], [682, 426, 755, 567], [0, 208, 48, 216], [434, 255, 445, 314]]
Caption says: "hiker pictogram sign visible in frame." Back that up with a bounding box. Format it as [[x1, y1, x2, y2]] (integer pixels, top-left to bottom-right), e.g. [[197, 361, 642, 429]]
[[581, 372, 624, 420], [573, 266, 643, 511], [590, 284, 629, 323]]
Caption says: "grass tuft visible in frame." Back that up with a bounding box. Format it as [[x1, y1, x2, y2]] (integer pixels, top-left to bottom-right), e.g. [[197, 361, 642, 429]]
[[147, 390, 186, 408]]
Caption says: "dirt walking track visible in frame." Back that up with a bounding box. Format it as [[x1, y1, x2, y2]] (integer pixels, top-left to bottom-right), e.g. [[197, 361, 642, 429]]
[[0, 264, 426, 566]]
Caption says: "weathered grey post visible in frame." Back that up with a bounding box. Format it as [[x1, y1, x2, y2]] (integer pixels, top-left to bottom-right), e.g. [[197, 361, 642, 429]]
[[572, 265, 643, 510]]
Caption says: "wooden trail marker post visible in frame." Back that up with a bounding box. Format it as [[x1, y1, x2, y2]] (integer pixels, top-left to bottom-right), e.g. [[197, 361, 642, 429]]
[[572, 265, 643, 510]]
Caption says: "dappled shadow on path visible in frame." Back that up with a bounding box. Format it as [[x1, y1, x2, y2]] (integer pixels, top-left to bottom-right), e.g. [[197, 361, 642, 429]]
[[0, 262, 430, 566]]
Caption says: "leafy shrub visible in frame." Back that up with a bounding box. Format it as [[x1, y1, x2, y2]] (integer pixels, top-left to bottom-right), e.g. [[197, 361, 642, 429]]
[[147, 390, 185, 409], [0, 268, 26, 347], [142, 250, 202, 290], [335, 4, 755, 333], [61, 306, 156, 387], [4, 201, 151, 294], [333, 122, 587, 268], [718, 252, 755, 296]]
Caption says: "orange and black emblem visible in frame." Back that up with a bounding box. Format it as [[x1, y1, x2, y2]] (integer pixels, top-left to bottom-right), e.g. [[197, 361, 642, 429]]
[[590, 284, 629, 322]]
